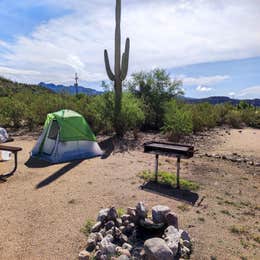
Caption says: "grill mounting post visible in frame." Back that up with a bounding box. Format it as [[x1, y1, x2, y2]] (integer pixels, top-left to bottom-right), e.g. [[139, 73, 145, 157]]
[[176, 157, 181, 189], [155, 154, 159, 182]]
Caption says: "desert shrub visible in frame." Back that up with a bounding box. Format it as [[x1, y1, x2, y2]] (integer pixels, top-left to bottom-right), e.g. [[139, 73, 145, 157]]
[[248, 110, 260, 128], [120, 93, 145, 135], [162, 100, 193, 140], [189, 103, 219, 132], [85, 92, 114, 134], [0, 97, 27, 128], [85, 92, 144, 135], [225, 110, 243, 128]]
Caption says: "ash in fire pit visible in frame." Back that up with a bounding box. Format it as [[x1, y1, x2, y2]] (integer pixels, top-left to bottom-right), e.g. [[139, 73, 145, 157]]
[[79, 202, 192, 260]]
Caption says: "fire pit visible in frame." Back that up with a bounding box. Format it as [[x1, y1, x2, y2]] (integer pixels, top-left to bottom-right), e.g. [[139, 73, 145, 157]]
[[143, 142, 194, 189]]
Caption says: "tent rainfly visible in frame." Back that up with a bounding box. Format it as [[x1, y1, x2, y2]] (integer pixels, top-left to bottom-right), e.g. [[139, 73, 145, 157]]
[[31, 109, 103, 163]]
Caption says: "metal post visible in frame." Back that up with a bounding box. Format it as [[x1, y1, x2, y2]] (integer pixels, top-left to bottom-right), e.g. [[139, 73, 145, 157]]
[[176, 157, 181, 189], [155, 154, 159, 182]]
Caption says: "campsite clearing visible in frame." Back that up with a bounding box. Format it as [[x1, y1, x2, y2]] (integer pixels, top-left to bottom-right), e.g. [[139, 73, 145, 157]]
[[0, 128, 259, 259]]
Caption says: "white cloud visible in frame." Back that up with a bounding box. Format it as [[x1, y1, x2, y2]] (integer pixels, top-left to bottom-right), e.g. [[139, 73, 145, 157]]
[[196, 85, 212, 92], [237, 86, 260, 98], [179, 75, 230, 86], [229, 92, 235, 97], [0, 0, 259, 84], [0, 66, 40, 76]]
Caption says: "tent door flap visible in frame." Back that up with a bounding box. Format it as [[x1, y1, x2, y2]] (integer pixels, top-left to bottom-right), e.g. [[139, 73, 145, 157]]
[[42, 120, 59, 155]]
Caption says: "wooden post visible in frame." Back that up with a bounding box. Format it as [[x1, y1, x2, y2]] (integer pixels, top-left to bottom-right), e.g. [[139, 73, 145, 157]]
[[176, 157, 181, 189], [155, 154, 159, 182]]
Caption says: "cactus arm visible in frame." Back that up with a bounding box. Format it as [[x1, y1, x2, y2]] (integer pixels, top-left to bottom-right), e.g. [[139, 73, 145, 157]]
[[121, 38, 130, 80], [104, 49, 115, 81], [114, 0, 121, 78]]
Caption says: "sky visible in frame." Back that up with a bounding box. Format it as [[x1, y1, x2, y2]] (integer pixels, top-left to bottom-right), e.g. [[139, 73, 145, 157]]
[[0, 0, 259, 98]]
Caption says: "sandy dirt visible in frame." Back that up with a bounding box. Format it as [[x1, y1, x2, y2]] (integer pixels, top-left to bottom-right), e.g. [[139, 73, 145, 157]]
[[0, 128, 259, 260]]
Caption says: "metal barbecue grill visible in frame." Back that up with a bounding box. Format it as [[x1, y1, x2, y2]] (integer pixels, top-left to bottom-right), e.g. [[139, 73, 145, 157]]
[[143, 141, 194, 189]]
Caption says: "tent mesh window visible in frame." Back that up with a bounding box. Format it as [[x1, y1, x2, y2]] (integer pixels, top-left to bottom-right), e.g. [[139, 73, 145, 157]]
[[48, 120, 60, 140]]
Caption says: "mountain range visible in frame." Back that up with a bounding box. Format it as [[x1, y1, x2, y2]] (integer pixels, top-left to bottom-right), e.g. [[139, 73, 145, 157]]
[[182, 96, 260, 106], [38, 81, 260, 106], [38, 82, 103, 95]]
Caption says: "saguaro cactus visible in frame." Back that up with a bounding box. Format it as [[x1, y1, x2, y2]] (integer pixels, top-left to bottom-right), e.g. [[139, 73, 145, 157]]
[[104, 0, 130, 136]]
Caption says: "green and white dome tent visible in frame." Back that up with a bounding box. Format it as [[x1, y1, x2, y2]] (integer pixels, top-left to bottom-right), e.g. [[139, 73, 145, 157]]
[[31, 109, 103, 163]]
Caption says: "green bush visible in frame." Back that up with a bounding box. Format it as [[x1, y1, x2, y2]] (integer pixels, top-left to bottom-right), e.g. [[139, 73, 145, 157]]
[[162, 100, 193, 140], [120, 93, 145, 135], [189, 103, 219, 132], [0, 98, 27, 128], [225, 110, 243, 128]]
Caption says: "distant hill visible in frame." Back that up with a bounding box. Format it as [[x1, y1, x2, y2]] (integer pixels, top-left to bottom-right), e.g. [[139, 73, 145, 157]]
[[182, 96, 260, 107], [39, 82, 103, 96], [0, 77, 53, 96]]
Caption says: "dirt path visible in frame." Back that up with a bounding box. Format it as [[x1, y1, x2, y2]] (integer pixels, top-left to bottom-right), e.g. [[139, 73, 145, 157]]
[[0, 128, 259, 259]]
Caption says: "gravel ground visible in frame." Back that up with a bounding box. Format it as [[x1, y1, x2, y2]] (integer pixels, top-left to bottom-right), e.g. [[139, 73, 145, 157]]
[[0, 128, 259, 260]]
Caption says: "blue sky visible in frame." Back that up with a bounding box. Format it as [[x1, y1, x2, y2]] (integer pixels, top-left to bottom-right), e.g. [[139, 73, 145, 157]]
[[0, 0, 259, 98]]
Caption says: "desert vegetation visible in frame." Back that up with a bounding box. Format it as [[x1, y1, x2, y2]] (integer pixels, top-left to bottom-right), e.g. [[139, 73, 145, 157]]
[[0, 71, 259, 139]]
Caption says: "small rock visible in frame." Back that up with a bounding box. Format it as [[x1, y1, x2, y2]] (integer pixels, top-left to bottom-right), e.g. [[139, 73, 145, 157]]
[[182, 239, 192, 249], [116, 218, 123, 227], [123, 223, 135, 236], [119, 226, 125, 232], [106, 229, 113, 236], [97, 208, 110, 222], [117, 255, 130, 260], [119, 233, 129, 244], [100, 228, 106, 237], [144, 238, 174, 260], [179, 229, 191, 242], [78, 250, 91, 260], [86, 233, 96, 252], [96, 232, 103, 242], [105, 220, 115, 230], [92, 221, 102, 233], [136, 202, 148, 219], [121, 214, 131, 222], [164, 226, 181, 256], [165, 212, 178, 229], [255, 162, 260, 167], [122, 243, 133, 251], [100, 238, 117, 256], [113, 227, 122, 238], [127, 207, 136, 216], [103, 234, 114, 243], [180, 245, 190, 258], [107, 207, 118, 221], [123, 220, 130, 226], [116, 247, 131, 257], [94, 250, 104, 260], [152, 205, 171, 224]]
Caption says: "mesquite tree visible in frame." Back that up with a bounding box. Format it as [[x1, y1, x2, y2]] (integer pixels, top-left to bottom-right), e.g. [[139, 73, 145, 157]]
[[104, 0, 130, 136]]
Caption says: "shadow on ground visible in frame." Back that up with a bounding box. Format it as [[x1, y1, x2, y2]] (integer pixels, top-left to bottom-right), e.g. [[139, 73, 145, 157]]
[[99, 137, 115, 159], [140, 181, 199, 205], [25, 157, 53, 168], [99, 136, 140, 159], [35, 160, 83, 189]]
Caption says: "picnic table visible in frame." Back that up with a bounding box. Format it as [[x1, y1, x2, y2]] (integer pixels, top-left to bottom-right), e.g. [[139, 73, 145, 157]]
[[0, 144, 22, 179]]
